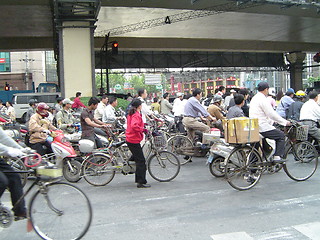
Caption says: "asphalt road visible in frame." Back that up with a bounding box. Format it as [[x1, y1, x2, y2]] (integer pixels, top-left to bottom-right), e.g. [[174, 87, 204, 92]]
[[2, 156, 320, 240]]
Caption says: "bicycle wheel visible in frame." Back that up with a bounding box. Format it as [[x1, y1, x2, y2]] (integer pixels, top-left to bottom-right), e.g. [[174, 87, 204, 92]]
[[225, 146, 263, 191], [167, 135, 193, 165], [62, 159, 82, 183], [283, 141, 318, 181], [29, 182, 92, 240], [8, 159, 27, 187], [83, 153, 116, 186], [147, 150, 180, 182], [209, 156, 225, 178]]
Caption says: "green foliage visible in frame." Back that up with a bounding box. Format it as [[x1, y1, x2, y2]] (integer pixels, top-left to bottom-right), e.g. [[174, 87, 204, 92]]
[[95, 71, 165, 95], [116, 98, 130, 111]]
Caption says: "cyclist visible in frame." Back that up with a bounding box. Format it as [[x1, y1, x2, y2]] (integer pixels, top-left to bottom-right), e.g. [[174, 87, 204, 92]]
[[160, 93, 173, 115], [300, 91, 320, 143], [55, 98, 77, 134], [182, 88, 216, 140], [80, 97, 108, 148], [226, 94, 245, 119], [276, 89, 295, 118], [25, 99, 37, 128], [72, 92, 86, 111], [207, 94, 225, 131], [0, 127, 27, 221], [249, 82, 290, 163], [28, 102, 57, 155], [287, 90, 306, 121], [94, 94, 108, 121], [137, 88, 152, 123]]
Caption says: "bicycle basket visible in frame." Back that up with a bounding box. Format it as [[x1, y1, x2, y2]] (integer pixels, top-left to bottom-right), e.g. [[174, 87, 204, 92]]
[[288, 125, 309, 141], [36, 166, 62, 178], [153, 135, 167, 149]]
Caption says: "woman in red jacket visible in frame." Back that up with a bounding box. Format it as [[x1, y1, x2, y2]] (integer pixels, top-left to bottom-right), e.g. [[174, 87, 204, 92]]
[[126, 99, 150, 188]]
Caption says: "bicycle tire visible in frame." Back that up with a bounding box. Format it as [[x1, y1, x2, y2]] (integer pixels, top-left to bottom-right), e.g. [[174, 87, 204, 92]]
[[209, 156, 225, 178], [8, 159, 27, 187], [62, 159, 82, 183], [147, 150, 180, 182], [83, 153, 116, 186], [167, 135, 193, 165], [225, 146, 263, 191], [283, 141, 318, 181], [29, 182, 92, 240]]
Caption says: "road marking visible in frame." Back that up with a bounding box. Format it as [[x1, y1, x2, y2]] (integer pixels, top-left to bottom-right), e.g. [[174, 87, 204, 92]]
[[211, 232, 253, 240], [293, 222, 320, 240]]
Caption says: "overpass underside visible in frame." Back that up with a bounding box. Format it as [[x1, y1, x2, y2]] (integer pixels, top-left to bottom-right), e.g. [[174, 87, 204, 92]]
[[96, 51, 286, 70]]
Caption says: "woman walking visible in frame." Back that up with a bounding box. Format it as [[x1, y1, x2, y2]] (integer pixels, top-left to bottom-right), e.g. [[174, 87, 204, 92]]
[[126, 99, 150, 188]]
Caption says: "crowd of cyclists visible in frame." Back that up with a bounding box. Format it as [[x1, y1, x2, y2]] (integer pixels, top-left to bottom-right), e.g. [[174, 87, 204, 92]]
[[1, 82, 320, 222]]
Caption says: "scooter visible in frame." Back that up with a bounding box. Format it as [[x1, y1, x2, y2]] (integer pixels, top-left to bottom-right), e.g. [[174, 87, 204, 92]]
[[46, 130, 82, 182]]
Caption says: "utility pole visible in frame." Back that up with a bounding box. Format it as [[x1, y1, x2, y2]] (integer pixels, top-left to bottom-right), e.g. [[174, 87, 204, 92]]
[[19, 52, 34, 90]]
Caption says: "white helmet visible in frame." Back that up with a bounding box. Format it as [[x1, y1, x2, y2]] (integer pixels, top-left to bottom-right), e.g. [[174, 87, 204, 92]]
[[78, 139, 94, 153]]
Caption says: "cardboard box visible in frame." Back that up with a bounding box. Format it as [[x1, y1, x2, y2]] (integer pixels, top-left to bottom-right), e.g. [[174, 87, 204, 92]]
[[223, 117, 259, 144]]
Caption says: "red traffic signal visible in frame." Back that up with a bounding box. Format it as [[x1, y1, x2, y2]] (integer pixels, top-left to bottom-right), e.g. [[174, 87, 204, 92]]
[[4, 82, 9, 91], [112, 41, 118, 55]]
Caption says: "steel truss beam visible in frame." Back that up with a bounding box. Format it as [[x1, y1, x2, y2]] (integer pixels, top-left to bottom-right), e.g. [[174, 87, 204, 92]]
[[95, 51, 285, 70]]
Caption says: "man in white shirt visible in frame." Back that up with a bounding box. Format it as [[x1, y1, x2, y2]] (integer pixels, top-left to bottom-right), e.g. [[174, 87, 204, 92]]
[[249, 82, 290, 163], [94, 95, 108, 121], [172, 93, 185, 133], [137, 88, 152, 123], [300, 91, 320, 142], [103, 96, 117, 122]]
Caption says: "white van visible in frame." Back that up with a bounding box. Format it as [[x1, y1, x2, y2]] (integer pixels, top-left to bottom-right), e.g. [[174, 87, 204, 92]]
[[12, 92, 61, 122]]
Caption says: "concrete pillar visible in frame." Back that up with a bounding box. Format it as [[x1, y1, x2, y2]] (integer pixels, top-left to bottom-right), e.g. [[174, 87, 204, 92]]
[[59, 22, 96, 98], [286, 52, 306, 91]]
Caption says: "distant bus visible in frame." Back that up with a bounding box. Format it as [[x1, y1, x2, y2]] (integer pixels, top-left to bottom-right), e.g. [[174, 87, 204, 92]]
[[12, 92, 61, 122]]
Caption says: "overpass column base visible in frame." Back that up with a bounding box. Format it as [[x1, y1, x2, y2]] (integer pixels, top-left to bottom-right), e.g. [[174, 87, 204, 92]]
[[58, 21, 96, 98], [286, 52, 306, 91]]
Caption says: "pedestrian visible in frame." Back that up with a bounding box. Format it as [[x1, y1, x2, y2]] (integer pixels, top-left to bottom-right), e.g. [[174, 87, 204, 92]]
[[5, 101, 16, 121], [125, 98, 150, 188], [151, 97, 161, 113]]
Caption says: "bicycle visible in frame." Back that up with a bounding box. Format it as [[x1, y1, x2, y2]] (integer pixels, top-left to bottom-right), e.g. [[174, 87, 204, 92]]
[[81, 126, 181, 186], [0, 157, 92, 240], [224, 121, 318, 191]]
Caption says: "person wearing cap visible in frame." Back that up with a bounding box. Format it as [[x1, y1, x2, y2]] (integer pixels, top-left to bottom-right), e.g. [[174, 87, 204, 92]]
[[249, 82, 290, 163], [25, 99, 38, 129], [55, 98, 77, 134], [287, 90, 306, 121], [183, 88, 216, 140], [300, 91, 320, 142], [276, 88, 295, 118], [207, 94, 225, 131]]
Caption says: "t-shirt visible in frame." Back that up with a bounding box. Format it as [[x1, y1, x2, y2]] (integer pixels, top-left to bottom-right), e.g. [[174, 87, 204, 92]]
[[80, 108, 94, 137]]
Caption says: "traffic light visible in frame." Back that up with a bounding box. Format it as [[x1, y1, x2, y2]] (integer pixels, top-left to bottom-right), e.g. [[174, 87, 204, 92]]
[[4, 82, 9, 91], [313, 52, 320, 63], [111, 41, 118, 55]]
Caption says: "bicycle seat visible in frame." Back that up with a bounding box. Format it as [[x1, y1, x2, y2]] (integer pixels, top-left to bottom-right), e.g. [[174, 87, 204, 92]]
[[112, 141, 126, 148]]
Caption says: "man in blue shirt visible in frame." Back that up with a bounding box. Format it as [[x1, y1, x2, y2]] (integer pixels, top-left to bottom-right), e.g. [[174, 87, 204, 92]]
[[183, 88, 216, 140]]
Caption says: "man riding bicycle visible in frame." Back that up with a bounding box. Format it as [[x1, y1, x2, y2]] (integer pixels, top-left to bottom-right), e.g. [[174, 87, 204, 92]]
[[249, 82, 290, 163], [182, 88, 216, 140]]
